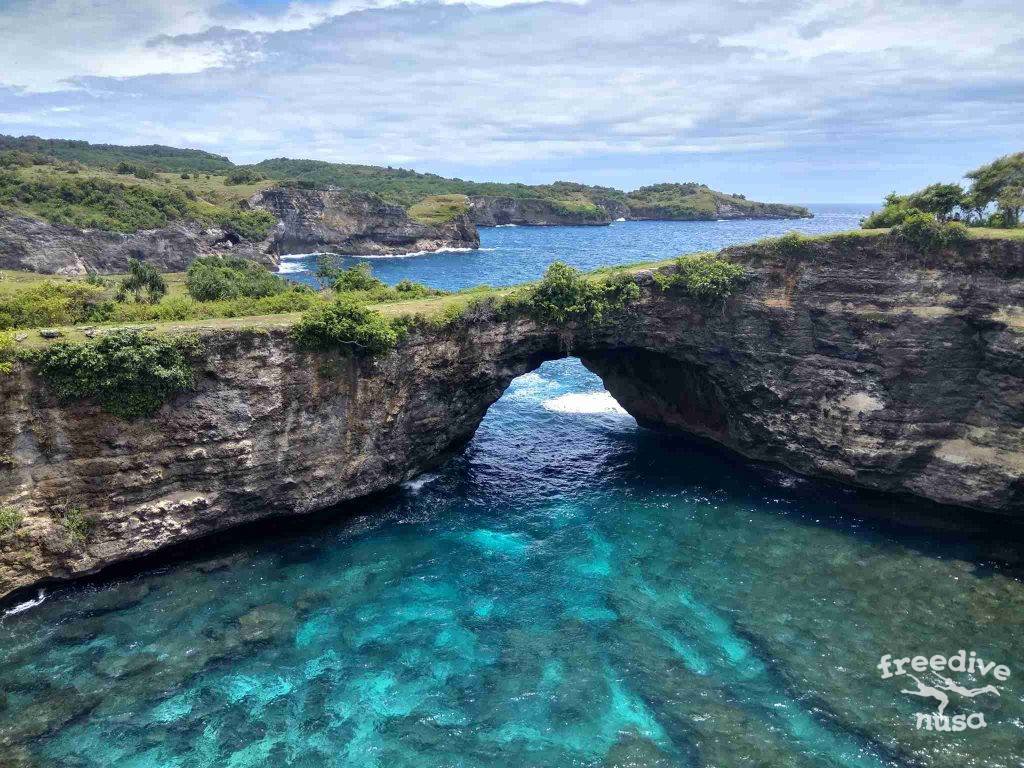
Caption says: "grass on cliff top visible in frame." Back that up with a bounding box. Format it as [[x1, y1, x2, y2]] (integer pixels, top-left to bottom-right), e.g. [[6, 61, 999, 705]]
[[0, 161, 277, 237], [407, 194, 471, 225]]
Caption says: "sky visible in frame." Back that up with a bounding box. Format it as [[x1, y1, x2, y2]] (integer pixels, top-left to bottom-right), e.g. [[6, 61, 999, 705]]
[[0, 0, 1021, 203]]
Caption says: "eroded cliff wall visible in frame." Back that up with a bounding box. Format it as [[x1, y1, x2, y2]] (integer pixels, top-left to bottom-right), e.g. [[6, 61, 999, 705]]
[[2, 234, 1022, 599], [251, 188, 480, 256], [0, 211, 276, 275]]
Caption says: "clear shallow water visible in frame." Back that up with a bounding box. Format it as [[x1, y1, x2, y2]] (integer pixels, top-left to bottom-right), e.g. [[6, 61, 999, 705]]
[[279, 204, 871, 290], [2, 209, 1023, 767]]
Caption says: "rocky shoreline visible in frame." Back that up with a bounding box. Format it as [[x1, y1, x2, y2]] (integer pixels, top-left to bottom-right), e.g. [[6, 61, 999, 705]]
[[1, 234, 1022, 600], [467, 194, 810, 227], [0, 186, 480, 276]]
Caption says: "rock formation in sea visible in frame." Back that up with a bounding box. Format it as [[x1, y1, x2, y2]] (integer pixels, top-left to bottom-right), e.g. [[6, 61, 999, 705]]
[[1, 233, 1022, 599]]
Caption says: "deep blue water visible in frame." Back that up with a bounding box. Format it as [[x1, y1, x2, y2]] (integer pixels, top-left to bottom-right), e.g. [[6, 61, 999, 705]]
[[2, 208, 1022, 767], [279, 205, 870, 290]]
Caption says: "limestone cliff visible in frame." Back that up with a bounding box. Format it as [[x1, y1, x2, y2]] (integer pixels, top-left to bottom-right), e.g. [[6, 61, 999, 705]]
[[250, 187, 480, 256], [0, 186, 480, 275], [0, 210, 276, 275], [2, 234, 1023, 600], [469, 196, 614, 226]]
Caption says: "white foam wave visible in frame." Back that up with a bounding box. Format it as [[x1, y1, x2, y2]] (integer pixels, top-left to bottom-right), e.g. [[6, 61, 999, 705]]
[[403, 472, 439, 493], [542, 391, 629, 415], [3, 589, 46, 618], [276, 260, 308, 274], [496, 224, 518, 228]]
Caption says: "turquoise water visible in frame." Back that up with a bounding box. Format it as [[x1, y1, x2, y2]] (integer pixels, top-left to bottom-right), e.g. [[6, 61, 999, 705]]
[[278, 205, 870, 289], [2, 210, 1023, 767]]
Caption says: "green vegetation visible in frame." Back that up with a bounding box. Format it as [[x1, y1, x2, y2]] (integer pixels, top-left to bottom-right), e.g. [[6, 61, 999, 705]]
[[0, 281, 106, 330], [250, 158, 798, 220], [655, 253, 746, 300], [226, 168, 266, 186], [117, 259, 167, 304], [33, 330, 197, 419], [186, 256, 293, 301], [407, 194, 471, 225], [315, 259, 442, 302], [0, 505, 22, 537], [291, 297, 400, 355], [54, 504, 92, 544], [0, 165, 275, 239], [864, 151, 1024, 230], [890, 213, 969, 252], [626, 183, 810, 219], [502, 262, 640, 325], [0, 135, 233, 174]]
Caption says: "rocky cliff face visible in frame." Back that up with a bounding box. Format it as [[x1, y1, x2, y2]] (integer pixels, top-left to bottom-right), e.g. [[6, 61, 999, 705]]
[[251, 187, 480, 255], [0, 186, 480, 275], [468, 196, 613, 226], [467, 194, 808, 227], [2, 234, 1023, 600], [0, 210, 275, 275], [625, 199, 810, 220]]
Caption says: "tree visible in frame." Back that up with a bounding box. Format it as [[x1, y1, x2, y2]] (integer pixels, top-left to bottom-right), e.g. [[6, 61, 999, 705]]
[[996, 185, 1024, 227], [966, 152, 1024, 223], [116, 259, 167, 304], [907, 183, 965, 222]]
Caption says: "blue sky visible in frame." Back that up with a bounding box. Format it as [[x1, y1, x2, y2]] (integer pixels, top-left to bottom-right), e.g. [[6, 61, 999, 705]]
[[1, 0, 1021, 203]]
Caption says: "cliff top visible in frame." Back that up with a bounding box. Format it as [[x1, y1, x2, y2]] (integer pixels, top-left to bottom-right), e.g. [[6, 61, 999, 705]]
[[3, 229, 1024, 350]]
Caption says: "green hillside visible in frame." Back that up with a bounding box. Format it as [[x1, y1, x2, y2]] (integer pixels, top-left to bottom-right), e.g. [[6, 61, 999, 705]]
[[250, 158, 628, 208], [0, 134, 809, 229], [626, 183, 809, 219], [0, 135, 234, 174]]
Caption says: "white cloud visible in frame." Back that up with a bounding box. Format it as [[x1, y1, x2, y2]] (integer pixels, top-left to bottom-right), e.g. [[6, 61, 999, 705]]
[[0, 0, 1020, 184]]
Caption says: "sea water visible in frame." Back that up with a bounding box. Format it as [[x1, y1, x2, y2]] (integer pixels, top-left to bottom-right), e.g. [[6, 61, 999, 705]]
[[1, 208, 1022, 767]]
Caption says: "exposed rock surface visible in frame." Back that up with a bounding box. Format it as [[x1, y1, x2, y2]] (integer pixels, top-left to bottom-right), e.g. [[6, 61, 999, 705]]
[[0, 186, 480, 275], [2, 234, 1023, 600], [250, 187, 479, 256], [0, 210, 275, 275], [467, 193, 809, 227], [469, 196, 613, 226]]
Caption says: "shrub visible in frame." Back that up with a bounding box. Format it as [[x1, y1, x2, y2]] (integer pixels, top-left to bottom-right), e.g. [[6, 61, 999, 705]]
[[115, 162, 157, 180], [225, 168, 266, 186], [0, 281, 106, 330], [116, 259, 167, 304], [394, 279, 438, 299], [212, 208, 276, 241], [505, 262, 640, 325], [54, 504, 91, 543], [318, 260, 384, 292], [0, 330, 18, 374], [765, 231, 813, 258], [291, 297, 399, 355], [34, 330, 197, 419], [889, 213, 969, 252], [657, 253, 746, 300], [186, 256, 290, 301], [0, 505, 23, 537]]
